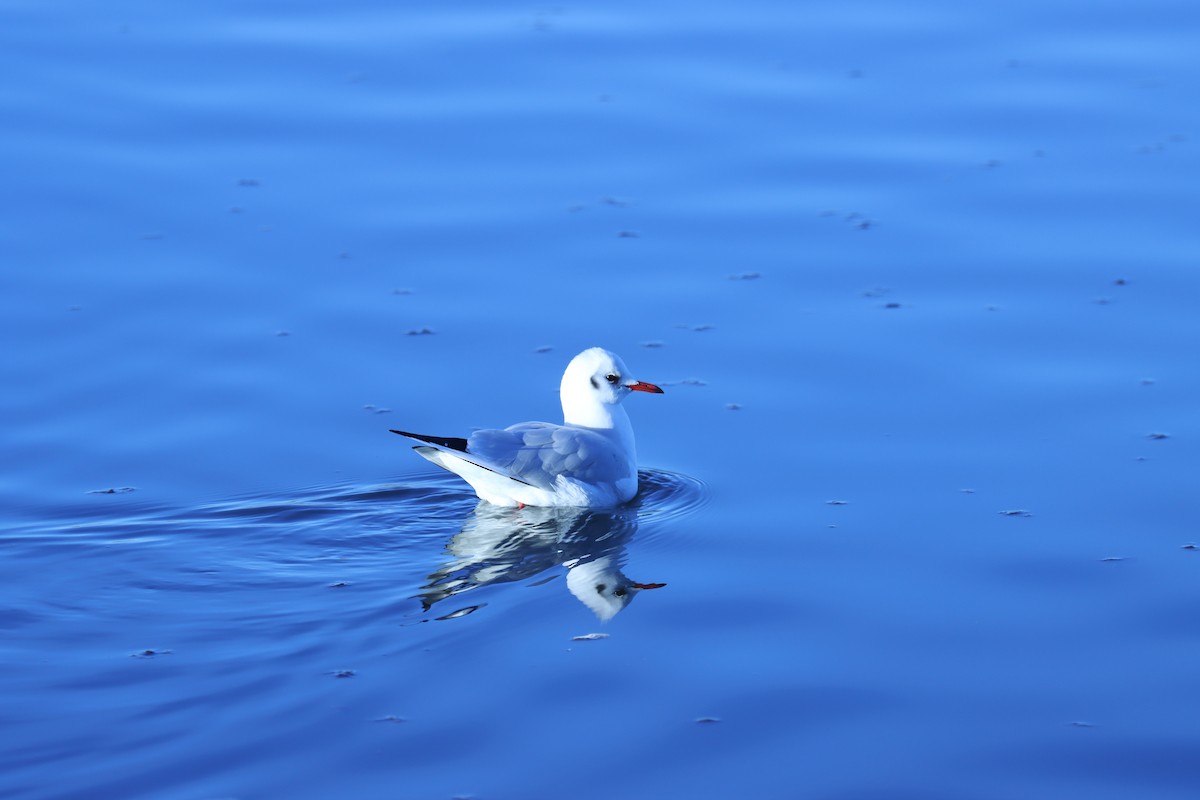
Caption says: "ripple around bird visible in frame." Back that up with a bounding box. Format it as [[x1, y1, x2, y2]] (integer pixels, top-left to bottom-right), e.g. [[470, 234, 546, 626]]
[[6, 468, 706, 630]]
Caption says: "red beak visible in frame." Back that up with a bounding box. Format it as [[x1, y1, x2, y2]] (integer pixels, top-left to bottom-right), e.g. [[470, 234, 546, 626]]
[[631, 582, 666, 590], [627, 381, 664, 394]]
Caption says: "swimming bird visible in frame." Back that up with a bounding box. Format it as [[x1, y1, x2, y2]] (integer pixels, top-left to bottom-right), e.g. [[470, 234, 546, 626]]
[[392, 347, 664, 507]]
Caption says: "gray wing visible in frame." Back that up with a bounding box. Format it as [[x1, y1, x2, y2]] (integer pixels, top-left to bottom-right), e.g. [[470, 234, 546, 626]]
[[467, 422, 629, 489]]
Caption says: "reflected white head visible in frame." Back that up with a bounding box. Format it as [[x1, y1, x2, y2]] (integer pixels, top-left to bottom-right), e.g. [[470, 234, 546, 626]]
[[560, 347, 663, 429], [565, 557, 666, 622]]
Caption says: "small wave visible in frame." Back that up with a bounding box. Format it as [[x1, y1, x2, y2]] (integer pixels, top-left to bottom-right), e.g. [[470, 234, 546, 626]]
[[633, 468, 709, 525]]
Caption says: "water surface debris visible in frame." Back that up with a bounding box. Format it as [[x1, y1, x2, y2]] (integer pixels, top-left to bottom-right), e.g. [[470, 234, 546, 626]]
[[131, 649, 172, 658], [436, 604, 484, 620], [998, 509, 1033, 517], [89, 487, 136, 495], [572, 633, 609, 641]]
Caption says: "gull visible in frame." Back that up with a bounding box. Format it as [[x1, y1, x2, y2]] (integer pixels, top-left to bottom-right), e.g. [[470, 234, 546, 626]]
[[392, 347, 663, 507]]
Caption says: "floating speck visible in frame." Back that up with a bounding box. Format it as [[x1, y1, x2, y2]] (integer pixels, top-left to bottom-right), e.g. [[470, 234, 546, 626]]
[[960, 488, 976, 494], [601, 196, 630, 207], [861, 286, 888, 298], [362, 405, 392, 415], [436, 604, 484, 621], [407, 327, 435, 336], [1140, 378, 1155, 386], [640, 341, 664, 349], [328, 581, 349, 588], [725, 403, 742, 411], [332, 670, 356, 679], [1092, 297, 1111, 305], [1099, 556, 1126, 562], [679, 378, 707, 386], [338, 251, 351, 260], [392, 288, 414, 296], [883, 302, 902, 309], [616, 230, 639, 238], [89, 487, 136, 495], [229, 206, 244, 214], [131, 648, 172, 658], [998, 509, 1033, 517], [1113, 278, 1128, 286], [140, 232, 164, 241], [694, 717, 722, 724], [1067, 721, 1098, 728], [1181, 544, 1196, 550], [236, 178, 260, 187], [374, 715, 407, 723], [983, 159, 1002, 168], [1147, 432, 1169, 440], [728, 271, 762, 281], [826, 500, 848, 506], [692, 323, 715, 332], [534, 345, 553, 354], [274, 330, 290, 337], [572, 633, 609, 641]]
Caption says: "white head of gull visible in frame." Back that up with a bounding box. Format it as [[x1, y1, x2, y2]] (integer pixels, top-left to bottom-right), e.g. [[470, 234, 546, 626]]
[[392, 347, 664, 508]]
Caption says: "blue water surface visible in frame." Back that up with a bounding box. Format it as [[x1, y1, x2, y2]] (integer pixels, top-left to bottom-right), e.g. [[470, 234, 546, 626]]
[[2, 0, 1199, 798]]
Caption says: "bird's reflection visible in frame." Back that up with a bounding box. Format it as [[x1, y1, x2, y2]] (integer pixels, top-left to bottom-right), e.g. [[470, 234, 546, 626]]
[[419, 503, 664, 621]]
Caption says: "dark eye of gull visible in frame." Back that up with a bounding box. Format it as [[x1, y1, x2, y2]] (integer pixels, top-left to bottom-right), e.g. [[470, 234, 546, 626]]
[[606, 373, 619, 384]]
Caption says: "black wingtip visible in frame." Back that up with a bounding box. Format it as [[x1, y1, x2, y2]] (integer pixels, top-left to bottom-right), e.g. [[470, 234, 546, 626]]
[[390, 429, 470, 453]]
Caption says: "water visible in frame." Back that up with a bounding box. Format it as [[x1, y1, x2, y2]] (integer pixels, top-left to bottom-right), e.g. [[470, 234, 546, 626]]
[[2, 0, 1199, 798]]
